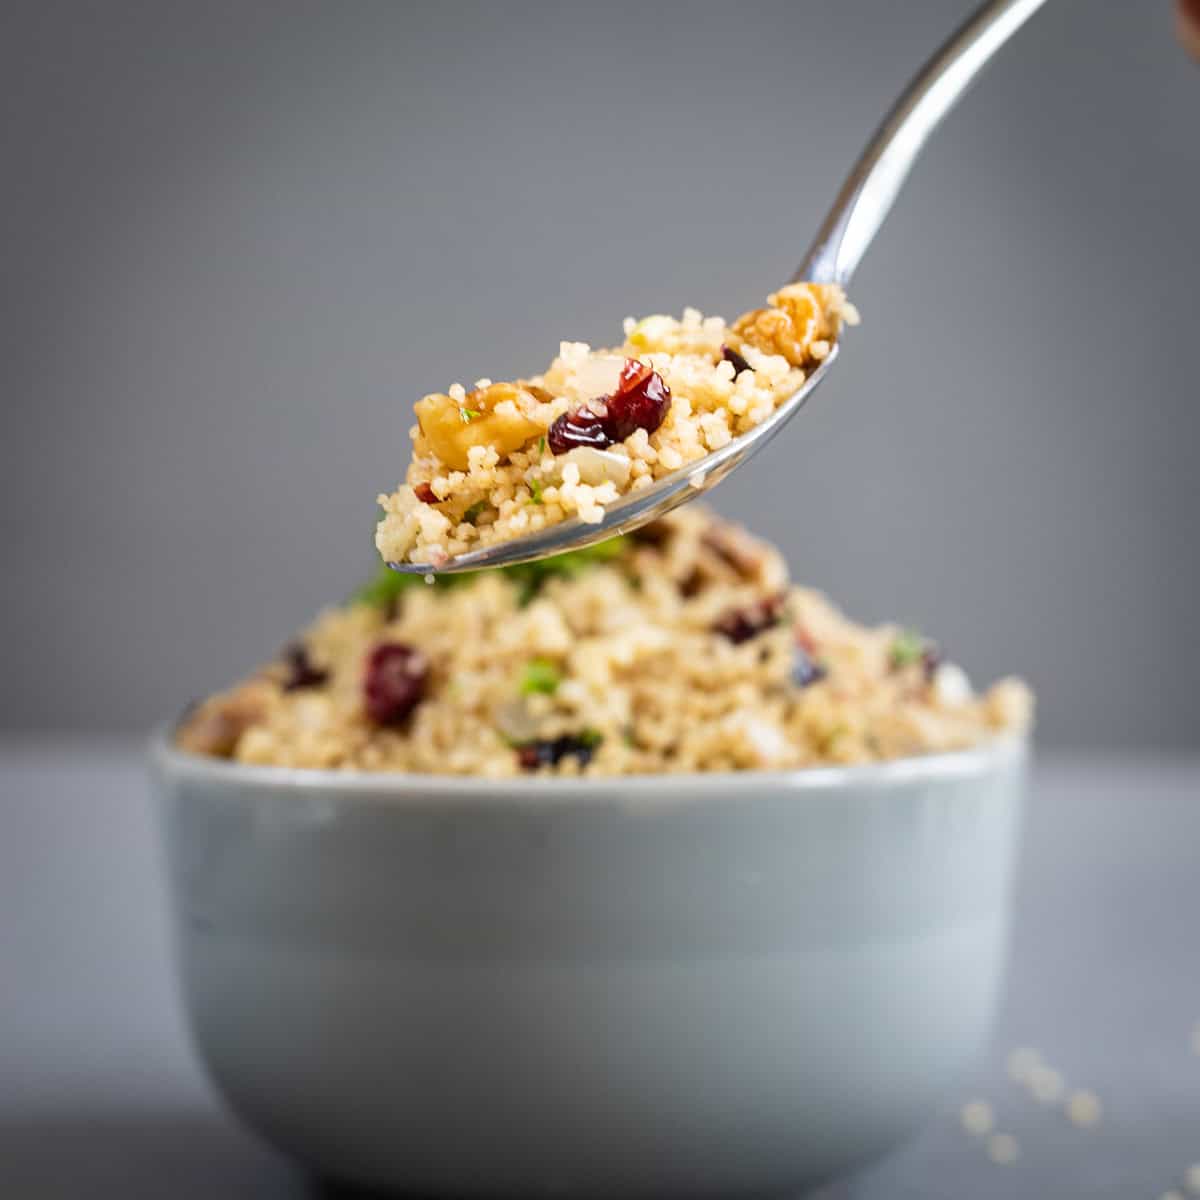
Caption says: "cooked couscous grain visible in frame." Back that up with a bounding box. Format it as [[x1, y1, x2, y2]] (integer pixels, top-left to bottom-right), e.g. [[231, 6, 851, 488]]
[[1006, 1047, 1042, 1084], [1065, 1089, 1102, 1128], [179, 507, 1031, 774], [987, 1132, 1020, 1164], [1028, 1064, 1066, 1104], [376, 285, 858, 566], [960, 1100, 996, 1137]]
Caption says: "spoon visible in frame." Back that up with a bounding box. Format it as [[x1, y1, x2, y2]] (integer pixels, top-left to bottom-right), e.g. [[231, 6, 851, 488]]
[[390, 0, 1049, 575]]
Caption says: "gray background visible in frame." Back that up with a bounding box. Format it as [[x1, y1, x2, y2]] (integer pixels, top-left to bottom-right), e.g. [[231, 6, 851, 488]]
[[3, 0, 1197, 746]]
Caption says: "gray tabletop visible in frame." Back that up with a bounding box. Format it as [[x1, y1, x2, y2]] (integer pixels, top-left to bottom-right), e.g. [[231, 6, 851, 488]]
[[1, 741, 1197, 1199]]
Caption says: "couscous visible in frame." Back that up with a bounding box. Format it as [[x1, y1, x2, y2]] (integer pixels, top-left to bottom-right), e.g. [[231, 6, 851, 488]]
[[180, 507, 1031, 775], [376, 283, 858, 566]]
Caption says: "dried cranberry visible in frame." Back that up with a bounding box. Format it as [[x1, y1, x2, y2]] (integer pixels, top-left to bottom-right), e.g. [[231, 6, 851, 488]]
[[713, 594, 785, 645], [607, 359, 670, 440], [281, 642, 329, 692], [548, 358, 671, 454], [363, 642, 428, 725], [516, 733, 601, 770], [547, 406, 612, 454], [413, 482, 438, 504], [721, 344, 752, 375], [792, 648, 827, 688]]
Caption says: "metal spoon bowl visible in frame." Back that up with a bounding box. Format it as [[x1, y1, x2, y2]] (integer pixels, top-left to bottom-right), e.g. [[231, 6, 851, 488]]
[[390, 0, 1048, 575]]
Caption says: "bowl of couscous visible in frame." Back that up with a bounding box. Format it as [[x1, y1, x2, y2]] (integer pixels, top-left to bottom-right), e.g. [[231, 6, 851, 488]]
[[155, 508, 1031, 1197]]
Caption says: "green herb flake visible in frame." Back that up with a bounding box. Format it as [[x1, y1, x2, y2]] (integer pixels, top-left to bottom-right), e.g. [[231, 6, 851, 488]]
[[506, 535, 630, 606], [519, 658, 561, 696], [536, 435, 546, 456], [527, 478, 544, 506], [458, 407, 481, 424], [515, 575, 543, 608], [462, 500, 488, 524], [352, 561, 475, 609], [578, 728, 604, 749], [890, 629, 925, 669], [354, 522, 631, 612], [351, 563, 421, 609]]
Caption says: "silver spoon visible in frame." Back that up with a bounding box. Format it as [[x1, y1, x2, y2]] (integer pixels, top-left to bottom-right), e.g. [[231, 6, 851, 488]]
[[390, 0, 1049, 575]]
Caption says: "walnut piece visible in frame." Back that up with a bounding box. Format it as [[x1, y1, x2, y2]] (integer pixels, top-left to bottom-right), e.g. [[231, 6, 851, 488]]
[[176, 680, 274, 759], [729, 282, 847, 368], [415, 382, 542, 471]]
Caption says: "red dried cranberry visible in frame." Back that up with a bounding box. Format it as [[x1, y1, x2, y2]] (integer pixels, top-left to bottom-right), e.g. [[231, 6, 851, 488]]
[[721, 344, 752, 375], [547, 406, 612, 454], [363, 642, 428, 725], [281, 642, 329, 692], [413, 482, 438, 504], [792, 648, 827, 688], [606, 359, 670, 441], [548, 358, 671, 454], [516, 733, 601, 770], [616, 358, 649, 389], [713, 594, 785, 645]]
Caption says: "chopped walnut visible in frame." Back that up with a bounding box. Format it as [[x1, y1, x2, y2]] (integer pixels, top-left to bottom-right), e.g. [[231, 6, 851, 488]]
[[414, 381, 542, 471], [697, 519, 788, 592], [176, 680, 274, 759], [629, 520, 673, 547], [701, 523, 768, 580], [728, 282, 849, 368]]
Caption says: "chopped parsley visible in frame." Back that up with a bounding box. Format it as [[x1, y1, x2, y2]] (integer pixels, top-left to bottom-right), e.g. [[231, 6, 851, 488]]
[[536, 435, 546, 456], [353, 564, 434, 608], [890, 629, 926, 669], [462, 499, 488, 524], [354, 534, 632, 611], [504, 536, 629, 606], [353, 564, 416, 608], [527, 478, 544, 506], [458, 407, 480, 424], [519, 658, 561, 696]]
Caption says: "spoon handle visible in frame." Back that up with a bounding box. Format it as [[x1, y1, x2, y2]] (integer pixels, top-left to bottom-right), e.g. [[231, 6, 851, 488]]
[[796, 0, 1049, 286]]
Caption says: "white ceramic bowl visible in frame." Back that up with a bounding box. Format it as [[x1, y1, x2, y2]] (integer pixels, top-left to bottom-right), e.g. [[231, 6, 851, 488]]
[[152, 734, 1027, 1198]]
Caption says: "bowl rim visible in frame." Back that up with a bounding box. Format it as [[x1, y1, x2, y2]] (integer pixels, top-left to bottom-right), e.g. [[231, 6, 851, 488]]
[[151, 724, 1028, 805]]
